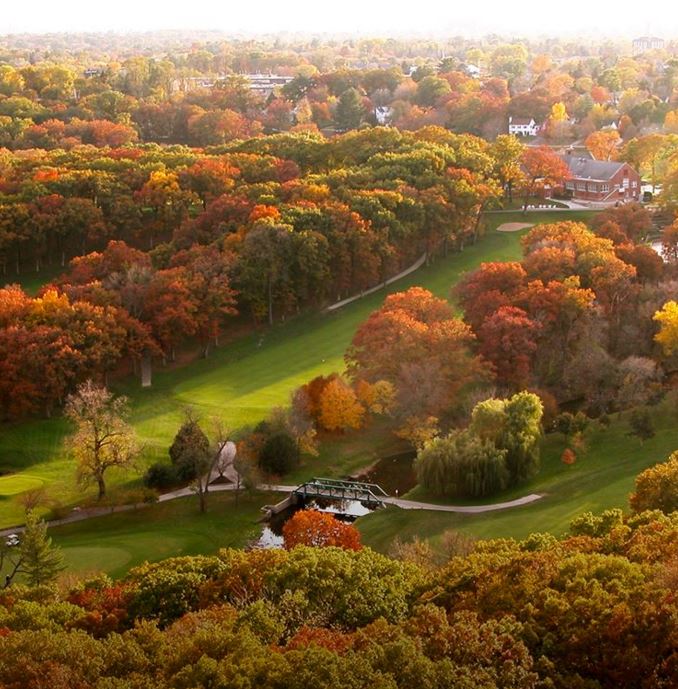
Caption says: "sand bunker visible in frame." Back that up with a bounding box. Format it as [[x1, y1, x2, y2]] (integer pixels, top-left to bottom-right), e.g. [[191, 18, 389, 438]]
[[496, 222, 534, 232]]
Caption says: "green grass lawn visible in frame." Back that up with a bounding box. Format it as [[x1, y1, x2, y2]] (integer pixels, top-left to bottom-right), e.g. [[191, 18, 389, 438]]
[[358, 398, 678, 552], [1, 491, 274, 581], [0, 211, 596, 529]]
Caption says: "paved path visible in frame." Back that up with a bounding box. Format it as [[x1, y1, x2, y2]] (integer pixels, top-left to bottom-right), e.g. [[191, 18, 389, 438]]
[[0, 480, 544, 537], [383, 493, 543, 513]]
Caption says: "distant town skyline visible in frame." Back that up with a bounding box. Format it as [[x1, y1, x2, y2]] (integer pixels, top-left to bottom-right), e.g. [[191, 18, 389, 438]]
[[2, 0, 677, 38]]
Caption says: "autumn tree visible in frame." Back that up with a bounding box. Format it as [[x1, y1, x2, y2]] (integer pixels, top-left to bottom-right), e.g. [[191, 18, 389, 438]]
[[346, 287, 490, 432], [630, 450, 678, 514], [478, 306, 540, 390], [65, 380, 139, 500], [318, 378, 365, 432], [654, 301, 678, 355], [661, 219, 678, 263], [282, 509, 362, 550], [520, 146, 570, 213], [490, 133, 525, 202], [585, 129, 621, 160]]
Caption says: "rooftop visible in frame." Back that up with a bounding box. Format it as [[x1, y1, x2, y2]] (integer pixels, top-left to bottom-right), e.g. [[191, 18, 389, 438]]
[[561, 155, 627, 181]]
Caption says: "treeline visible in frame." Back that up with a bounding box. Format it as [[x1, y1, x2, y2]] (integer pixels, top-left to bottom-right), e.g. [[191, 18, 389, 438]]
[[1, 35, 678, 147], [0, 502, 676, 688], [0, 128, 505, 419]]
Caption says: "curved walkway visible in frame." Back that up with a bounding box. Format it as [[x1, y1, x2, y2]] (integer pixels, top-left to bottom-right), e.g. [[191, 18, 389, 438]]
[[383, 493, 542, 513], [0, 482, 544, 537]]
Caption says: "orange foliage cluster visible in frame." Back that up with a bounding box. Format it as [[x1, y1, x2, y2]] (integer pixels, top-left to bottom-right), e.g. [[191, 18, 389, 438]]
[[282, 509, 362, 551]]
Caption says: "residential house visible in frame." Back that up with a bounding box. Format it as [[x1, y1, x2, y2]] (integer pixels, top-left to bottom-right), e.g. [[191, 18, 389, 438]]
[[632, 36, 665, 54], [560, 155, 641, 203], [375, 106, 394, 125], [508, 117, 540, 137]]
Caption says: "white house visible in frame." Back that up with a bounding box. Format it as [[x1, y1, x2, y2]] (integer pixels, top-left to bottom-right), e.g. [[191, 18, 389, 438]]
[[375, 106, 394, 125], [508, 117, 540, 137]]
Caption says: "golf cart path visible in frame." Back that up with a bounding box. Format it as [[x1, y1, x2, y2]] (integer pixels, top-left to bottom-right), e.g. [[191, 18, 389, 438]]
[[0, 483, 543, 537]]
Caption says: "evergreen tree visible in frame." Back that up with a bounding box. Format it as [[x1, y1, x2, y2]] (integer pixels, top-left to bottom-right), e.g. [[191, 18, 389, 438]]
[[19, 511, 65, 587], [259, 432, 300, 476], [169, 416, 211, 482], [335, 88, 365, 131]]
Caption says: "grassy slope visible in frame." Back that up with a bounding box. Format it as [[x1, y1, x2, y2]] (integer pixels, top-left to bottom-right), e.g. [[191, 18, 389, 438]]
[[358, 398, 678, 552]]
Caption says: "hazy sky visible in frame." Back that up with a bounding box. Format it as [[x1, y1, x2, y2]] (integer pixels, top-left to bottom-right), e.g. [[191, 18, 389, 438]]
[[2, 0, 677, 37]]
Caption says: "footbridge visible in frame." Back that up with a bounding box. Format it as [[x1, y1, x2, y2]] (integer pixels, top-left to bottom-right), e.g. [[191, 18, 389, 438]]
[[261, 477, 387, 520], [293, 477, 387, 507]]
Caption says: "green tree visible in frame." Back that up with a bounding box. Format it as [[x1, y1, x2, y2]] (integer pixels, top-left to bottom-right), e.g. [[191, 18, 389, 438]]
[[415, 75, 451, 106], [471, 391, 543, 485], [414, 430, 509, 498], [334, 88, 365, 131], [18, 512, 65, 587], [628, 408, 655, 443], [259, 432, 300, 476], [169, 414, 211, 483]]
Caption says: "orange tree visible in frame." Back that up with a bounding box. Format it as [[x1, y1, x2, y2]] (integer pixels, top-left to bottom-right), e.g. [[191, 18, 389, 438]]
[[282, 509, 362, 551]]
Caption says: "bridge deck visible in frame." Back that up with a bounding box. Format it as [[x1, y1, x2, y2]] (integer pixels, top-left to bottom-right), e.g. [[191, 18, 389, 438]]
[[293, 477, 387, 505]]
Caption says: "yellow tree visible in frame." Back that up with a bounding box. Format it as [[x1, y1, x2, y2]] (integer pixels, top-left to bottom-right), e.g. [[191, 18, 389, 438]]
[[664, 110, 678, 134], [545, 102, 570, 141], [318, 378, 365, 431], [654, 301, 678, 355], [585, 129, 621, 160], [630, 451, 678, 514], [65, 380, 139, 500]]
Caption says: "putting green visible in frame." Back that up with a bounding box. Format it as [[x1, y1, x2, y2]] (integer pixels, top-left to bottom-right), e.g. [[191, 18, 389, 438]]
[[0, 474, 45, 497]]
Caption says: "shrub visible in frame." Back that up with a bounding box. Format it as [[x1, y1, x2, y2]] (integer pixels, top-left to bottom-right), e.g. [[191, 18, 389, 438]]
[[630, 451, 678, 514], [258, 432, 300, 476], [143, 462, 179, 489], [561, 448, 576, 465]]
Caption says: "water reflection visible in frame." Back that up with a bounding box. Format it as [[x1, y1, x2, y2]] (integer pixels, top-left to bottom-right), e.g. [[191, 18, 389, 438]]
[[357, 451, 416, 496]]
